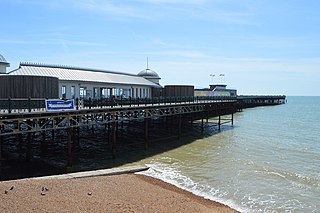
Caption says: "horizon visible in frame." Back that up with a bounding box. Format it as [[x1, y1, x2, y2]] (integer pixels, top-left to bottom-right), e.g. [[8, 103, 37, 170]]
[[1, 0, 319, 96]]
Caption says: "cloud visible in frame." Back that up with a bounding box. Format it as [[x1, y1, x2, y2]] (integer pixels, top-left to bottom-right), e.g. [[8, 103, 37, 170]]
[[135, 0, 207, 5], [10, 0, 257, 25], [73, 0, 152, 20], [156, 50, 207, 58]]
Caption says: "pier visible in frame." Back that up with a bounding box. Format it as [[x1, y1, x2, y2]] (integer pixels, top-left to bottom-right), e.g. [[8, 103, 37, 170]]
[[237, 95, 286, 111], [0, 95, 286, 180], [0, 96, 240, 179], [0, 56, 287, 180]]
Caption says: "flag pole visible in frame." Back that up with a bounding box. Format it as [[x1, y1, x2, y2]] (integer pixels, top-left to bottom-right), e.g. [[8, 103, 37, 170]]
[[210, 74, 215, 84]]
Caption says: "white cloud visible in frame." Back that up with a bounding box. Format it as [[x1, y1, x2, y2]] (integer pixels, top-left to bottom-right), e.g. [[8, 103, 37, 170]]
[[135, 0, 207, 4], [72, 0, 152, 20]]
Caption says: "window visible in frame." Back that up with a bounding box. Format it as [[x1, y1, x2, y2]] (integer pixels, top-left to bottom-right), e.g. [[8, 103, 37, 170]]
[[71, 86, 75, 99], [80, 87, 86, 98], [93, 87, 99, 98], [61, 85, 66, 99]]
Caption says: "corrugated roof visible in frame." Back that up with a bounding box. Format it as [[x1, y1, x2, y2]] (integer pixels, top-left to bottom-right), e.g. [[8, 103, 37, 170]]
[[8, 63, 161, 87]]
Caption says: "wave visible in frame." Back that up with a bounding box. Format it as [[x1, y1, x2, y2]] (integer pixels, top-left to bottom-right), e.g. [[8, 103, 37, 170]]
[[137, 163, 249, 213], [256, 168, 320, 189]]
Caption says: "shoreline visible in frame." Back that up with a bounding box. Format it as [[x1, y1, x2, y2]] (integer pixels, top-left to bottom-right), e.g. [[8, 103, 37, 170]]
[[0, 173, 239, 212]]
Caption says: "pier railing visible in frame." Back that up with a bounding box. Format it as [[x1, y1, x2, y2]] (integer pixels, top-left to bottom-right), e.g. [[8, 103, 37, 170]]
[[0, 95, 286, 114], [0, 98, 46, 113], [83, 96, 236, 109], [0, 96, 237, 113], [237, 95, 286, 110]]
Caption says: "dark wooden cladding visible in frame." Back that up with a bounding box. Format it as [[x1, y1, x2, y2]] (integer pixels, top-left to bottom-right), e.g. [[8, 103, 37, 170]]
[[164, 85, 194, 97], [0, 75, 59, 98]]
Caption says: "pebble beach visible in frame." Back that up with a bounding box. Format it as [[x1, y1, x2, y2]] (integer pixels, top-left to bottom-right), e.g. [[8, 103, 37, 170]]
[[0, 173, 238, 213]]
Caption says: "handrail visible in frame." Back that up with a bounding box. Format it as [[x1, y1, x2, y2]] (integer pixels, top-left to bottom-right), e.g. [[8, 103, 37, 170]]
[[0, 96, 238, 113]]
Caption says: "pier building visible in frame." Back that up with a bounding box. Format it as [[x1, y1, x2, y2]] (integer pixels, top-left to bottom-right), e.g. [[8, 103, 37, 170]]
[[195, 84, 237, 97], [2, 61, 162, 99]]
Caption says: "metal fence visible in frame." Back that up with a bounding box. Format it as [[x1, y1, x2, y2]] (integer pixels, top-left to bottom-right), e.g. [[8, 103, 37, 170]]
[[0, 96, 237, 113], [0, 98, 46, 113], [82, 96, 237, 109]]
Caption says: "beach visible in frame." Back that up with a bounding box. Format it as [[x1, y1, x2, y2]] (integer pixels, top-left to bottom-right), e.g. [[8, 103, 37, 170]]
[[0, 173, 238, 213]]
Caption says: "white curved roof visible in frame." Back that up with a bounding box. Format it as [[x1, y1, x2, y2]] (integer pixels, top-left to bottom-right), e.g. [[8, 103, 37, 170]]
[[0, 54, 9, 64], [137, 68, 160, 79], [8, 63, 161, 88]]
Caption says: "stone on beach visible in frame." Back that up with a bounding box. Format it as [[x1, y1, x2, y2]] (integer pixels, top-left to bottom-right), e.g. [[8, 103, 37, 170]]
[[0, 174, 238, 213]]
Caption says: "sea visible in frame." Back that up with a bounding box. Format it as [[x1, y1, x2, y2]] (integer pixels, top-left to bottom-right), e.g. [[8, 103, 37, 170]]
[[131, 96, 320, 212]]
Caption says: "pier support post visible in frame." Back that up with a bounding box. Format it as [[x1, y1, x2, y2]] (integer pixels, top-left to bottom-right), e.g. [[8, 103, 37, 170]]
[[201, 111, 204, 132], [144, 117, 149, 150], [52, 129, 55, 141], [26, 120, 33, 162], [66, 127, 73, 173], [0, 134, 2, 178], [178, 113, 182, 139], [218, 115, 221, 131], [111, 113, 117, 159], [26, 132, 32, 162], [41, 130, 48, 154], [51, 119, 55, 142], [231, 113, 234, 126], [91, 115, 95, 135], [107, 117, 111, 145]]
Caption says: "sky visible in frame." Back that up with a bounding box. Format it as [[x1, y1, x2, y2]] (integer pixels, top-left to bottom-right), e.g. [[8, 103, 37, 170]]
[[1, 0, 319, 96]]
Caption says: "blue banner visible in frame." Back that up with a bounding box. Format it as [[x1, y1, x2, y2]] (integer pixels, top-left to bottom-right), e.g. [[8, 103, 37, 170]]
[[45, 99, 75, 111]]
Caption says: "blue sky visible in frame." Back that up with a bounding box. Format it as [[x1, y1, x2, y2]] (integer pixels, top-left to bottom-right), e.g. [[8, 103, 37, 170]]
[[1, 0, 319, 96]]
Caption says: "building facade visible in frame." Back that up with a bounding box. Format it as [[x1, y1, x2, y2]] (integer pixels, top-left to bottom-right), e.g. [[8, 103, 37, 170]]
[[194, 84, 237, 97], [5, 62, 162, 99]]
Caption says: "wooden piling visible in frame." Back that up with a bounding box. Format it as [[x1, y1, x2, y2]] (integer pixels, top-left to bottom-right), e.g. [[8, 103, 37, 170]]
[[231, 113, 234, 126], [178, 113, 182, 138], [0, 134, 2, 178], [26, 132, 32, 162], [201, 111, 204, 132], [26, 120, 32, 162], [107, 118, 111, 145], [111, 113, 117, 159], [144, 117, 149, 150], [91, 115, 95, 134], [41, 130, 48, 153], [52, 129, 55, 141], [66, 127, 73, 173]]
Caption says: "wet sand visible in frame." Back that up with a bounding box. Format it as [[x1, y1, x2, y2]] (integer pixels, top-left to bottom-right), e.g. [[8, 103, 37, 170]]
[[0, 174, 238, 213]]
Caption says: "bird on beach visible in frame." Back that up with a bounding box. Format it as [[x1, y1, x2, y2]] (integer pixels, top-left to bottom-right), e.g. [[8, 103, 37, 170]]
[[4, 190, 8, 194], [9, 186, 14, 190]]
